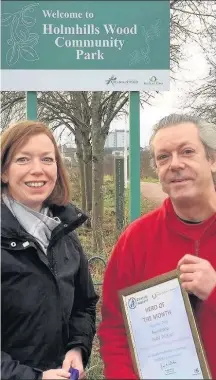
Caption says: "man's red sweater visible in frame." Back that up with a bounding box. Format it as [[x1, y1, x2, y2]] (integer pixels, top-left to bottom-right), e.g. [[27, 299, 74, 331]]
[[99, 198, 216, 379]]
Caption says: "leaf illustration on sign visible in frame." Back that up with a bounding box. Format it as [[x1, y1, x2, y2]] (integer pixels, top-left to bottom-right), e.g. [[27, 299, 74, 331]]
[[128, 19, 161, 66], [1, 13, 13, 26], [21, 4, 38, 27], [6, 44, 20, 65], [26, 33, 39, 46], [1, 3, 39, 66], [20, 46, 39, 61]]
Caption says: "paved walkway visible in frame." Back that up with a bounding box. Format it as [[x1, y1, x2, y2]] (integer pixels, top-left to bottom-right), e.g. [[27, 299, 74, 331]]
[[141, 181, 167, 206]]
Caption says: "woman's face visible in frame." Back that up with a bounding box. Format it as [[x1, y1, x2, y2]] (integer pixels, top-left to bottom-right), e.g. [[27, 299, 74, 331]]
[[2, 133, 58, 211]]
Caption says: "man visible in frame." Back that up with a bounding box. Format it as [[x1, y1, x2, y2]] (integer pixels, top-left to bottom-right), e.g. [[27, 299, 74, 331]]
[[98, 114, 216, 379]]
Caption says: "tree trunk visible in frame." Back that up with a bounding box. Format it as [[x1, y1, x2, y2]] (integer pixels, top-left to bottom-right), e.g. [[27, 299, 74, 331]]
[[83, 139, 92, 213], [91, 92, 105, 252], [83, 139, 92, 228], [92, 134, 105, 252], [75, 139, 86, 212]]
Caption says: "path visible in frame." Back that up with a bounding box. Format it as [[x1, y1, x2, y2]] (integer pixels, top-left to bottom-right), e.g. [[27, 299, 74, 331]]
[[140, 181, 167, 206]]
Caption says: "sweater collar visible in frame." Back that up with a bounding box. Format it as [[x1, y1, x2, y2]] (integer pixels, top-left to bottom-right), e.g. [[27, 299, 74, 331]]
[[164, 198, 216, 241]]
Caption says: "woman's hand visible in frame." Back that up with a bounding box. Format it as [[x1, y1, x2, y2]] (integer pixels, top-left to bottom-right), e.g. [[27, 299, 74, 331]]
[[62, 348, 85, 379], [42, 368, 70, 379]]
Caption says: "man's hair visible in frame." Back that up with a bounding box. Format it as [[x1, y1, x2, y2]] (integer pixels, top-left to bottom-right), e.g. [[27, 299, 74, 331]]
[[149, 113, 216, 185], [1, 120, 71, 205]]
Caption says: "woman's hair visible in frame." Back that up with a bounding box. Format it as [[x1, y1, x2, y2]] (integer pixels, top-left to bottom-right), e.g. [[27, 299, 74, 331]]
[[149, 113, 216, 185], [1, 120, 71, 205]]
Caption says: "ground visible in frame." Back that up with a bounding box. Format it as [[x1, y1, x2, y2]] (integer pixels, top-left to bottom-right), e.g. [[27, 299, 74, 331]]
[[141, 181, 167, 206]]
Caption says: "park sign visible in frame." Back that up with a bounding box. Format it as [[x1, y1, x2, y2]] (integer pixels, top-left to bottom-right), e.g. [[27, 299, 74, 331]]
[[1, 1, 170, 91]]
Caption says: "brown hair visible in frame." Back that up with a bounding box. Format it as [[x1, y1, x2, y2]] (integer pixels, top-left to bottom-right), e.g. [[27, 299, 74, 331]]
[[1, 120, 71, 205]]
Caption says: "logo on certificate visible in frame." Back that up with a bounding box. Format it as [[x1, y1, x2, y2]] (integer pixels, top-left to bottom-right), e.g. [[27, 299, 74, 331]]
[[193, 368, 201, 375], [128, 297, 137, 309]]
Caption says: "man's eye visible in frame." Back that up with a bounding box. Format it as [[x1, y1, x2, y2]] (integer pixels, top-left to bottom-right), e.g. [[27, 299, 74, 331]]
[[183, 149, 194, 155], [157, 154, 168, 161]]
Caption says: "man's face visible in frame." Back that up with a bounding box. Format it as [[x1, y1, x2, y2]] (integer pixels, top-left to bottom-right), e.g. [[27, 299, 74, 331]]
[[152, 123, 216, 203]]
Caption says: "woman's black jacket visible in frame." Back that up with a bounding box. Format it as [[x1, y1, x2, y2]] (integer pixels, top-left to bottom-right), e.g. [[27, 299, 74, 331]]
[[1, 202, 99, 380]]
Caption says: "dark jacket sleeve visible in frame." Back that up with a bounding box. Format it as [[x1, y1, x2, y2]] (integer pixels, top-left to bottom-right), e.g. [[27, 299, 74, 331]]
[[1, 351, 43, 380], [66, 233, 99, 367]]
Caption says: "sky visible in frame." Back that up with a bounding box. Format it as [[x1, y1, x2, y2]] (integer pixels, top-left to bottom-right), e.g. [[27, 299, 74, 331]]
[[110, 42, 209, 147]]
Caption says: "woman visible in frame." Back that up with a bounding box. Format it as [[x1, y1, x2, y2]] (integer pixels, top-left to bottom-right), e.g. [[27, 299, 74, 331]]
[[1, 121, 99, 380]]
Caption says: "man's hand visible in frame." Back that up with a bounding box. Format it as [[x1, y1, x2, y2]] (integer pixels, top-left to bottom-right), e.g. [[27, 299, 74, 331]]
[[42, 369, 70, 379], [62, 348, 85, 379], [178, 254, 216, 301]]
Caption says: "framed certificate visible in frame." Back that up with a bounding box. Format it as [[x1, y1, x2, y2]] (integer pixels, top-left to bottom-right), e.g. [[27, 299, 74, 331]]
[[119, 269, 212, 379]]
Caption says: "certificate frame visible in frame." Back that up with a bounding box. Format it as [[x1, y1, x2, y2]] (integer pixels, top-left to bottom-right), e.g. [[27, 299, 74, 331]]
[[119, 269, 212, 379]]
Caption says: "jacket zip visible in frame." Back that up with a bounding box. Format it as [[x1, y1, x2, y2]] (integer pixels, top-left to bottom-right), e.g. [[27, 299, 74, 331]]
[[177, 231, 200, 257], [48, 247, 58, 276], [22, 237, 58, 279], [194, 240, 200, 256]]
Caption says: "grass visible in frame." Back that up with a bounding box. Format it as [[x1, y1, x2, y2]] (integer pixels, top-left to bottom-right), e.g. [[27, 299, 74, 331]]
[[141, 176, 159, 183], [69, 174, 158, 378]]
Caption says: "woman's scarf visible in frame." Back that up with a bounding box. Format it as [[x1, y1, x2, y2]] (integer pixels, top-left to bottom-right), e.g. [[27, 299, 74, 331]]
[[2, 192, 61, 254]]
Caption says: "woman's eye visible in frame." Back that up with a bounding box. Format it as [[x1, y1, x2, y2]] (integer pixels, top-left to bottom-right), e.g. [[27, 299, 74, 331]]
[[42, 157, 54, 163], [16, 157, 29, 163]]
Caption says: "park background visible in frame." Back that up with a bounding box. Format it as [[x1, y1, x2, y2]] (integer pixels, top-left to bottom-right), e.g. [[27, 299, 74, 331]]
[[1, 1, 216, 378]]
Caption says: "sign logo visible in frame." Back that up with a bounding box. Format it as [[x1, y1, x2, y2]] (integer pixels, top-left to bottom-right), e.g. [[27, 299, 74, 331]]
[[149, 75, 157, 83], [128, 297, 137, 309], [105, 75, 117, 85], [144, 76, 163, 86], [152, 286, 177, 300], [105, 75, 138, 86]]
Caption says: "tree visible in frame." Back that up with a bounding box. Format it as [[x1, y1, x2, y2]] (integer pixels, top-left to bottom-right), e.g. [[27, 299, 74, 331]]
[[38, 91, 134, 251], [170, 1, 216, 75], [0, 91, 133, 250], [184, 64, 216, 123], [0, 91, 25, 130], [180, 5, 216, 122], [140, 147, 158, 179]]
